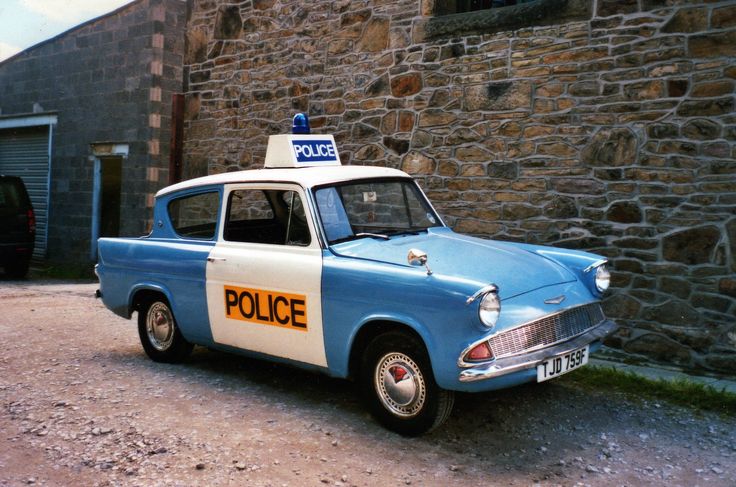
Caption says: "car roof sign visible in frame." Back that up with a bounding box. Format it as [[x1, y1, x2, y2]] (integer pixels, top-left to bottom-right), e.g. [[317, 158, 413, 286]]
[[264, 134, 342, 168]]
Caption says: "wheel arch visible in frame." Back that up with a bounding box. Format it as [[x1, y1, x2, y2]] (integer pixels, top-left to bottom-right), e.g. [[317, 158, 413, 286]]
[[347, 318, 433, 381], [128, 283, 175, 317]]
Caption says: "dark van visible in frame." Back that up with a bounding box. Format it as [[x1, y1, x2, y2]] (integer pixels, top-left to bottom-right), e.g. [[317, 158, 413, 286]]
[[0, 175, 35, 277]]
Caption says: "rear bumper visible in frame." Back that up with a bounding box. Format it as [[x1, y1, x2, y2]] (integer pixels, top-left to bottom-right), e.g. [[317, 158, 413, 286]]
[[0, 242, 34, 262], [458, 319, 617, 383]]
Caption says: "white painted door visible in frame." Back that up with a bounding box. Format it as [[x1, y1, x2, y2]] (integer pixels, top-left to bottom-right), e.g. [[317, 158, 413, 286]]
[[205, 183, 327, 367]]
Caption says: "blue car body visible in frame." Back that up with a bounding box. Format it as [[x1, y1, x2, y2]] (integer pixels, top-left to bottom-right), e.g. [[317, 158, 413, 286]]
[[97, 176, 615, 390], [96, 131, 616, 433]]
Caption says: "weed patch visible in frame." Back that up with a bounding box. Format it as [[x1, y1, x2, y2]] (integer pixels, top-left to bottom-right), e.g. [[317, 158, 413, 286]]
[[566, 365, 736, 416]]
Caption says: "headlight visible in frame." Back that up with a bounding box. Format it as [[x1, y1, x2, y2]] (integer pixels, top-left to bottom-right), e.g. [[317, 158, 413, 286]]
[[479, 291, 501, 328], [595, 264, 611, 293]]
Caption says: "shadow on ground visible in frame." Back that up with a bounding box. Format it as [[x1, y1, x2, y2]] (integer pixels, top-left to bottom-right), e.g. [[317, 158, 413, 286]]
[[103, 343, 642, 481]]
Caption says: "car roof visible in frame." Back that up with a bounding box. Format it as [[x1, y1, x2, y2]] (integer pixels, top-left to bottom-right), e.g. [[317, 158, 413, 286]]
[[156, 165, 411, 197]]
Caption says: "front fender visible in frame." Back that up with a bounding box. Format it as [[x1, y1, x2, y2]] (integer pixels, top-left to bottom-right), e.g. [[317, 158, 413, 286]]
[[321, 253, 480, 385], [351, 312, 438, 355], [344, 311, 439, 379], [512, 243, 608, 296]]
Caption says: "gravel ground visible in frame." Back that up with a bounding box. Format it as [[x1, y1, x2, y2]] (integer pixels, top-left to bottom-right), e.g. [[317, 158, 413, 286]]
[[1, 280, 734, 487]]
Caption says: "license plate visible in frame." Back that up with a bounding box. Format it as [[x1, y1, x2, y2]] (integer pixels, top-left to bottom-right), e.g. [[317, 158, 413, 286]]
[[536, 345, 589, 382]]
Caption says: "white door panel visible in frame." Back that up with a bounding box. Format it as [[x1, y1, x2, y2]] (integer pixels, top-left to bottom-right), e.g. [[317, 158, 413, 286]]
[[206, 184, 327, 367]]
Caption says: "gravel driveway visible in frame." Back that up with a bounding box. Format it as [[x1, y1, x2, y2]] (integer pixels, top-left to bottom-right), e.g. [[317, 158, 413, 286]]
[[1, 280, 734, 486]]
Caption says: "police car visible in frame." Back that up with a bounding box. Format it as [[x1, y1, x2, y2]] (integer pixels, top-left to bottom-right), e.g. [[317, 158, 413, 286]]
[[96, 114, 617, 436]]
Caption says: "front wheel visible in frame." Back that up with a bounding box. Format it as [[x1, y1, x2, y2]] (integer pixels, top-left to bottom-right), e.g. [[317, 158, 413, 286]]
[[137, 297, 193, 363], [360, 331, 454, 436]]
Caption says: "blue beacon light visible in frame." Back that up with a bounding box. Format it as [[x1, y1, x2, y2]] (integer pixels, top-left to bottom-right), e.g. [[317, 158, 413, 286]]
[[292, 113, 310, 134]]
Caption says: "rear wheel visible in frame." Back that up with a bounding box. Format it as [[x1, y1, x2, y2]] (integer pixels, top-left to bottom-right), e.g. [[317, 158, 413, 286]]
[[360, 331, 454, 436], [137, 297, 193, 363]]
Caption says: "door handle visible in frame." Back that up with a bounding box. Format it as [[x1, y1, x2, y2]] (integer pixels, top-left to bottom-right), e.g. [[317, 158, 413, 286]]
[[207, 257, 226, 262]]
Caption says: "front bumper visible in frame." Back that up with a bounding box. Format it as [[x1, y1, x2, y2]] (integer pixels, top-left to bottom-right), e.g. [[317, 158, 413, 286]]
[[458, 319, 617, 382]]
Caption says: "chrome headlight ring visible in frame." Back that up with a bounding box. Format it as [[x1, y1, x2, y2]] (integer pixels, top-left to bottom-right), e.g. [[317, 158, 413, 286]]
[[479, 291, 501, 329], [466, 284, 501, 329], [584, 259, 610, 295], [595, 264, 611, 293]]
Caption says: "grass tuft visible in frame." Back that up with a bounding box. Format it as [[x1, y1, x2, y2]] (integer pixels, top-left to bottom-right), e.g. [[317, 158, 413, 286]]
[[565, 365, 736, 416]]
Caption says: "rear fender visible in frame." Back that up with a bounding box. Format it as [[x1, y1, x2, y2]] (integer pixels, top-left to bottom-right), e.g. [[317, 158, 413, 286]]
[[127, 282, 175, 317]]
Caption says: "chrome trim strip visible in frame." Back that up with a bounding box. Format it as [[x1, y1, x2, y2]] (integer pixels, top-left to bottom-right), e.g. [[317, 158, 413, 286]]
[[412, 180, 447, 228], [465, 284, 498, 305], [304, 186, 329, 250], [583, 259, 608, 274], [458, 319, 617, 382], [544, 295, 566, 305]]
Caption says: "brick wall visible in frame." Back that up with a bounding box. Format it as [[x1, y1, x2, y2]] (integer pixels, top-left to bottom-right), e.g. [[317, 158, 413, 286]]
[[0, 0, 187, 264], [182, 0, 736, 373]]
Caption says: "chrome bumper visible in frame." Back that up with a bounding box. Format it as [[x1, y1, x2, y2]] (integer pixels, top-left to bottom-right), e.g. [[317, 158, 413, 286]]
[[458, 319, 617, 383]]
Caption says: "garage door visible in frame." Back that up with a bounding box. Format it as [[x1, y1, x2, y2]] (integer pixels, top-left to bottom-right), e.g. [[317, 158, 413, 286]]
[[0, 126, 51, 259]]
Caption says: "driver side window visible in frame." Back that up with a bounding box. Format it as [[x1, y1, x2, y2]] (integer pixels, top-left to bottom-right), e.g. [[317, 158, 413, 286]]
[[224, 188, 311, 246]]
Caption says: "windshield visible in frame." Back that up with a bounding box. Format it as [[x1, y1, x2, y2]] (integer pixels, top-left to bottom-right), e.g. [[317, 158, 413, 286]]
[[314, 179, 442, 244]]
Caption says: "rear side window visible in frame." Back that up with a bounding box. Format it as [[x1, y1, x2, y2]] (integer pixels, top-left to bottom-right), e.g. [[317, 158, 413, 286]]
[[0, 179, 24, 209], [168, 191, 220, 239]]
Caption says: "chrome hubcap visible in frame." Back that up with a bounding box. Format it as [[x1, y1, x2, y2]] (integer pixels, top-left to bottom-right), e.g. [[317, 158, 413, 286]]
[[374, 352, 426, 418], [146, 302, 174, 351]]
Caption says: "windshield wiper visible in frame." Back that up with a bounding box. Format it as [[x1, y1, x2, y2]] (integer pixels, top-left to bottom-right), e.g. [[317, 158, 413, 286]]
[[384, 229, 426, 237], [330, 229, 429, 245], [355, 232, 390, 240], [330, 232, 390, 245]]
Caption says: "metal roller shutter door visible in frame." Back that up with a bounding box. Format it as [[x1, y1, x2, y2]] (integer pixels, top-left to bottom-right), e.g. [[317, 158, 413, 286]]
[[0, 126, 51, 259]]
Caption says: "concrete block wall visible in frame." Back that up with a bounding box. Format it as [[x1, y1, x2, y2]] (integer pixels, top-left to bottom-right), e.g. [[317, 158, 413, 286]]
[[182, 0, 736, 373], [0, 0, 187, 264]]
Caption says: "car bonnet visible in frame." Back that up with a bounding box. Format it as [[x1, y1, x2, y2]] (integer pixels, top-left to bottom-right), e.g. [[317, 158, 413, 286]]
[[327, 227, 577, 300]]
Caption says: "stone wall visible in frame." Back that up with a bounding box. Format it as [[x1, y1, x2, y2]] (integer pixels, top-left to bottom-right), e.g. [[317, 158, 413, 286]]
[[182, 0, 736, 373], [0, 0, 187, 264]]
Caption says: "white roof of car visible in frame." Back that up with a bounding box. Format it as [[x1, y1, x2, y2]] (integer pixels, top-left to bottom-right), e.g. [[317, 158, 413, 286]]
[[156, 165, 411, 197]]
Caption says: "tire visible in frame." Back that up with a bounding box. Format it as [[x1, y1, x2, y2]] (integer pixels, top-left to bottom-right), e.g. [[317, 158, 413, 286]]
[[137, 297, 193, 363], [360, 331, 454, 436], [5, 257, 30, 278]]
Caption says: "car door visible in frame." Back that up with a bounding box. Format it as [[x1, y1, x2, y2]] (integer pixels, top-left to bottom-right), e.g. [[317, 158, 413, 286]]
[[205, 183, 327, 367]]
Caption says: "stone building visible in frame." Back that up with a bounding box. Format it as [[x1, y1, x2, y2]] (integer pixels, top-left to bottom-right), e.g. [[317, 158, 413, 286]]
[[0, 0, 187, 265], [181, 0, 736, 372]]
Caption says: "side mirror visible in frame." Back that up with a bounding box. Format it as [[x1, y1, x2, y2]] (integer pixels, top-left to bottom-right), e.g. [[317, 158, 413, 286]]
[[407, 248, 432, 275]]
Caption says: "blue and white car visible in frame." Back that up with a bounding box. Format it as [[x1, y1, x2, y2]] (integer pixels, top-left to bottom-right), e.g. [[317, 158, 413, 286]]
[[96, 116, 617, 435]]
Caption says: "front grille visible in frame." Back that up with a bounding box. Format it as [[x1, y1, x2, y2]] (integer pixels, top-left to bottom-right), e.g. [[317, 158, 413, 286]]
[[489, 303, 605, 359]]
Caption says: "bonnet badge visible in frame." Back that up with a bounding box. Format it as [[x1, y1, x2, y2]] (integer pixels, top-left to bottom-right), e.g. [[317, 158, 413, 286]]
[[544, 295, 566, 305]]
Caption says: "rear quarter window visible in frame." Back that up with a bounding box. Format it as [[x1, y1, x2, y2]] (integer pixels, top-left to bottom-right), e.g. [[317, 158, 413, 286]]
[[167, 191, 220, 239], [0, 179, 24, 208]]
